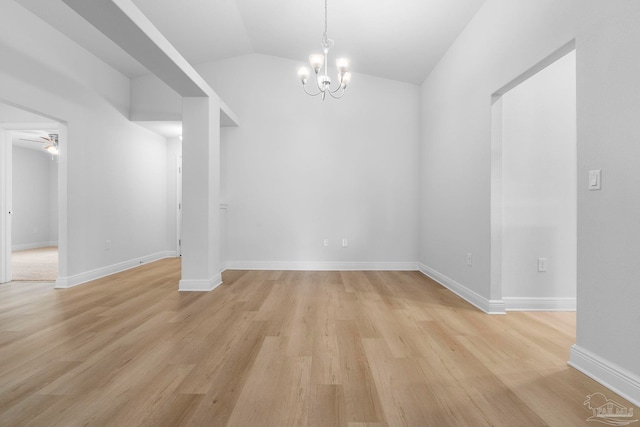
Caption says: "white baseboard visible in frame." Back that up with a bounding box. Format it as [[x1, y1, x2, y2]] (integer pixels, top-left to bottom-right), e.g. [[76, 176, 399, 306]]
[[504, 297, 576, 311], [179, 273, 223, 292], [12, 241, 58, 251], [569, 344, 640, 407], [225, 261, 419, 271], [418, 263, 506, 314], [55, 251, 176, 289]]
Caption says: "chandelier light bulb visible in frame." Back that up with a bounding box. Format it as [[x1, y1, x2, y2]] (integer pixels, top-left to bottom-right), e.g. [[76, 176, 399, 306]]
[[341, 72, 352, 88], [336, 58, 350, 73], [309, 54, 324, 73], [298, 67, 310, 84]]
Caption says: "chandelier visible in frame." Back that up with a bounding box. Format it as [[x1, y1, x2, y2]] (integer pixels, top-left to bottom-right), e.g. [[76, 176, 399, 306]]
[[297, 0, 351, 100]]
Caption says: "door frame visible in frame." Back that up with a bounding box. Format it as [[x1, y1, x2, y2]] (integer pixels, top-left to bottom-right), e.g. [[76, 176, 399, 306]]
[[0, 128, 12, 283], [176, 154, 182, 257], [0, 103, 67, 285], [489, 40, 576, 308]]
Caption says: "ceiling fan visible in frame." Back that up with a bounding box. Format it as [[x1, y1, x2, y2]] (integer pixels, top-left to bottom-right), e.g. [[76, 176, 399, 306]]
[[19, 133, 59, 155]]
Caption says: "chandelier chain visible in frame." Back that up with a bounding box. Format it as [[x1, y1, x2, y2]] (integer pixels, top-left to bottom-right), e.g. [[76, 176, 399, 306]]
[[322, 0, 333, 49], [324, 0, 328, 39]]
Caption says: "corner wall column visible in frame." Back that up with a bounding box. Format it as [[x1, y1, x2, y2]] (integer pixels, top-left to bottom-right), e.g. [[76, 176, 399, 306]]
[[179, 96, 222, 291]]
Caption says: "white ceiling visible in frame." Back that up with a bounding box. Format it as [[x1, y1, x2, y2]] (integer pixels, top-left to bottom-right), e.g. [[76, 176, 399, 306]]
[[15, 0, 485, 85]]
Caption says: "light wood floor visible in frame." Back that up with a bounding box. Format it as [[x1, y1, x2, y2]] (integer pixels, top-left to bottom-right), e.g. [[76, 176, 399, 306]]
[[0, 258, 633, 426]]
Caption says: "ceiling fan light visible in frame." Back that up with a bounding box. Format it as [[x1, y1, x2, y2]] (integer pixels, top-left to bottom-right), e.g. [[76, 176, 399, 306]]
[[45, 145, 59, 155]]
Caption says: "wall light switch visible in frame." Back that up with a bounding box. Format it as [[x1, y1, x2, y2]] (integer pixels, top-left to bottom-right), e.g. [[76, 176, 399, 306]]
[[342, 238, 348, 248], [466, 253, 472, 266], [588, 170, 601, 191], [105, 240, 111, 251], [323, 239, 329, 247]]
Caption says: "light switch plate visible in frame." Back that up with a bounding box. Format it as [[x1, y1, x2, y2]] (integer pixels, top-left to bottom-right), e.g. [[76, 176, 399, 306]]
[[588, 170, 601, 191]]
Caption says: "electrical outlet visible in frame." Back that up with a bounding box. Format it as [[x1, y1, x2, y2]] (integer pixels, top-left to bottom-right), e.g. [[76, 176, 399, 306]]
[[538, 257, 548, 272], [466, 253, 472, 266], [323, 239, 329, 247]]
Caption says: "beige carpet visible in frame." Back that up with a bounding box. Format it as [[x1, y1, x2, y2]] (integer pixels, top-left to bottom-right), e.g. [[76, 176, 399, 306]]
[[11, 246, 58, 281]]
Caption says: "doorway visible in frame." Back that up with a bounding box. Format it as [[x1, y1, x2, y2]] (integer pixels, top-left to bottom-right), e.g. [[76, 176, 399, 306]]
[[491, 43, 577, 311], [0, 102, 64, 284], [10, 130, 59, 281]]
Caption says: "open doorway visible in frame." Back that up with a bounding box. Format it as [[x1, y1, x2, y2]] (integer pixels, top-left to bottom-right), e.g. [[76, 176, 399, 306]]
[[10, 130, 59, 281], [0, 102, 61, 284], [491, 43, 577, 311]]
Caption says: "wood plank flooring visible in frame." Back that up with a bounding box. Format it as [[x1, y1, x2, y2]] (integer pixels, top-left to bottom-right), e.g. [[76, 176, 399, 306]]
[[0, 258, 634, 426]]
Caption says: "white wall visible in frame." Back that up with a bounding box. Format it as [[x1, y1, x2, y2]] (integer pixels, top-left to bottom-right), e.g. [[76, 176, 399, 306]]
[[501, 51, 576, 304], [420, 0, 639, 405], [201, 55, 420, 268], [572, 0, 640, 404], [0, 1, 172, 284], [131, 54, 421, 269], [419, 0, 578, 303], [11, 145, 58, 250]]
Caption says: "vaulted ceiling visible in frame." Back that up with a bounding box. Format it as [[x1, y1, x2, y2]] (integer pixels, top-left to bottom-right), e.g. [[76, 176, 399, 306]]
[[15, 0, 485, 85]]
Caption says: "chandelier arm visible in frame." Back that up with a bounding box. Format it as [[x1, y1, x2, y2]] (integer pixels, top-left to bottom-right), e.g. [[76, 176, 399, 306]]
[[327, 88, 346, 99], [302, 83, 324, 97], [329, 84, 345, 94]]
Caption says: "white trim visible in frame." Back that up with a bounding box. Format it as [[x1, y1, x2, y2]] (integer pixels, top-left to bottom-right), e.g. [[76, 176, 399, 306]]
[[55, 251, 176, 289], [504, 297, 576, 311], [225, 261, 419, 271], [12, 241, 58, 252], [419, 263, 506, 314], [179, 273, 223, 292], [569, 344, 640, 407], [489, 96, 504, 303], [176, 154, 182, 258], [0, 128, 11, 283]]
